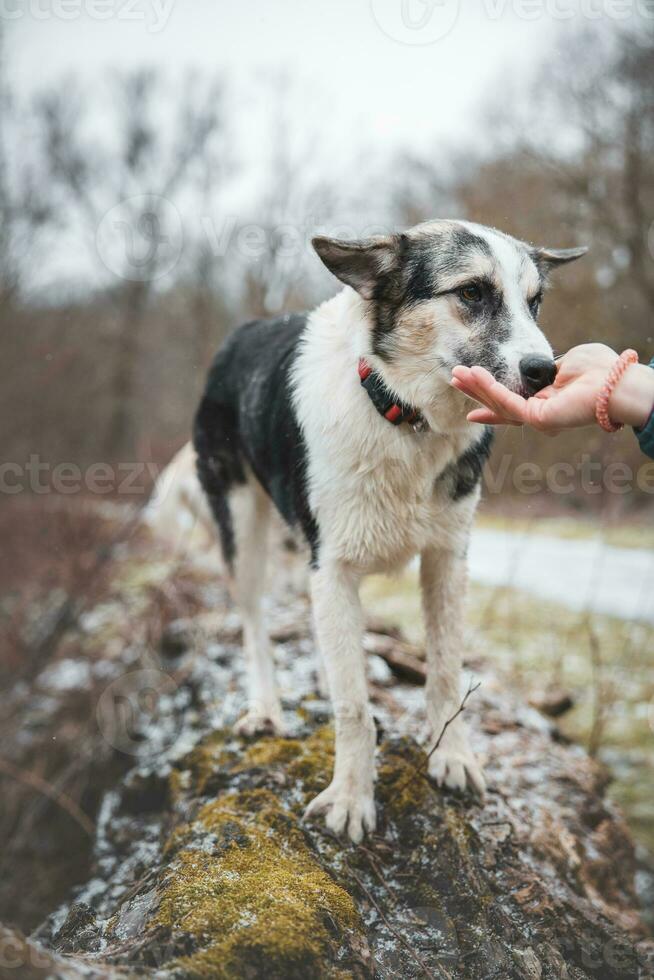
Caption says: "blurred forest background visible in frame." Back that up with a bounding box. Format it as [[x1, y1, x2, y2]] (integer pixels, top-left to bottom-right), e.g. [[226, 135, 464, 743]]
[[1, 21, 653, 517], [1, 10, 654, 938]]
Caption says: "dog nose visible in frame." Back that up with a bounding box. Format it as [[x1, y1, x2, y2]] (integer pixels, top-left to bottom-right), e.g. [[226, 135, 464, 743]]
[[519, 355, 556, 396]]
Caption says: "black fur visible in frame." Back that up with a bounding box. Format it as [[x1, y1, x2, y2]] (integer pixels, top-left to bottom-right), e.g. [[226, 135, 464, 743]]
[[370, 227, 496, 361], [439, 427, 494, 501], [404, 247, 434, 303], [193, 313, 320, 569], [449, 226, 492, 261], [193, 395, 245, 569]]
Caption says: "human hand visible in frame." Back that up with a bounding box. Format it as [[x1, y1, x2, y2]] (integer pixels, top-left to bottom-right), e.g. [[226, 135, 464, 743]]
[[450, 344, 620, 434]]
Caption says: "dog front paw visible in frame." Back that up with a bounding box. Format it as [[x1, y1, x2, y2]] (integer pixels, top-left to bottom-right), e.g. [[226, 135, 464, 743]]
[[428, 747, 486, 799], [234, 706, 286, 737], [426, 721, 486, 799], [304, 782, 376, 843]]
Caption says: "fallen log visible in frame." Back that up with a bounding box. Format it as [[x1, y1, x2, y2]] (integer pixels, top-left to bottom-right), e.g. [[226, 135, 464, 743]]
[[2, 545, 652, 979]]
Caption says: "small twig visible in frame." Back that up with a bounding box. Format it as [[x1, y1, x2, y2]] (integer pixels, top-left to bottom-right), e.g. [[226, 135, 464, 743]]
[[7, 751, 93, 852], [351, 871, 445, 980], [585, 616, 605, 758], [360, 847, 443, 930], [424, 680, 481, 766], [0, 756, 95, 837], [359, 846, 402, 905], [394, 679, 481, 796]]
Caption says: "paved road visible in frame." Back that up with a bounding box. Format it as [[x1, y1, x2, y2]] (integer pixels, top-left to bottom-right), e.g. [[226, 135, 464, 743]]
[[468, 529, 654, 623]]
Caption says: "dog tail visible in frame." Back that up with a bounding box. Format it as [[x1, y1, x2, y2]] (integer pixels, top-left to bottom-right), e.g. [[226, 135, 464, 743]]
[[143, 442, 218, 558]]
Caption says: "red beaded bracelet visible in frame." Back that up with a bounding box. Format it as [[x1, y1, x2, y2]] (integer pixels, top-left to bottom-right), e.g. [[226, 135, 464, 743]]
[[595, 349, 639, 433]]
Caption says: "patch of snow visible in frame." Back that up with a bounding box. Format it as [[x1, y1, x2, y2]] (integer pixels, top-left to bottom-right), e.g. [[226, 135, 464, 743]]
[[38, 658, 92, 692], [468, 529, 654, 623]]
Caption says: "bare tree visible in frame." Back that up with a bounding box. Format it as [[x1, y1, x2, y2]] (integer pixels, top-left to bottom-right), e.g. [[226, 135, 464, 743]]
[[0, 34, 53, 307], [232, 74, 335, 319], [512, 26, 654, 333], [37, 70, 226, 457]]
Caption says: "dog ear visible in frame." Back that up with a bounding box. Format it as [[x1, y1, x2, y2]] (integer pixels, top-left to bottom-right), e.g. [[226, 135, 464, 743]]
[[532, 245, 588, 273], [312, 235, 399, 300]]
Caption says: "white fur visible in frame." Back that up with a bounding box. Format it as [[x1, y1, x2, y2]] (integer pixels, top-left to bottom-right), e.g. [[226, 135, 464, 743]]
[[462, 221, 553, 386], [292, 288, 483, 841], [197, 220, 556, 841], [143, 442, 217, 555]]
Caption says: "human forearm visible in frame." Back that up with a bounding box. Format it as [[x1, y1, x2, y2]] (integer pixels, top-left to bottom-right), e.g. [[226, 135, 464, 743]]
[[609, 363, 654, 428]]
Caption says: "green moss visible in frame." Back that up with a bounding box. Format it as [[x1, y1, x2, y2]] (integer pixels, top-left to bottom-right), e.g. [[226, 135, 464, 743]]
[[230, 728, 334, 804], [234, 737, 304, 771], [196, 788, 305, 846], [172, 727, 334, 807], [443, 806, 474, 854], [377, 739, 429, 817], [157, 786, 359, 979], [286, 726, 334, 799], [168, 767, 187, 805], [175, 730, 233, 795]]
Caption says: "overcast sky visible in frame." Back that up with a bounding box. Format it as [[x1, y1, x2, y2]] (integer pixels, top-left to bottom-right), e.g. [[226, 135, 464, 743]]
[[7, 0, 583, 159], [6, 0, 640, 293]]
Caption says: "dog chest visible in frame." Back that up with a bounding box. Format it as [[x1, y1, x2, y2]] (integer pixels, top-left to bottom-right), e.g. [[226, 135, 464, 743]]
[[311, 435, 472, 568]]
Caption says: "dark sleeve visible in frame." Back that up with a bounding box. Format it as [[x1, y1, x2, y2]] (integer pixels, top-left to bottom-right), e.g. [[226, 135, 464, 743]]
[[634, 359, 654, 459]]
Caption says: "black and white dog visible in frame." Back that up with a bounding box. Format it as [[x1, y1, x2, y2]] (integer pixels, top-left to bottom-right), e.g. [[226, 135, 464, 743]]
[[193, 219, 585, 842]]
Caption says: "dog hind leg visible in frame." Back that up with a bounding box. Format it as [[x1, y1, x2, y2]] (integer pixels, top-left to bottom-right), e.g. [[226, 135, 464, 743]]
[[228, 482, 285, 736], [194, 396, 283, 736]]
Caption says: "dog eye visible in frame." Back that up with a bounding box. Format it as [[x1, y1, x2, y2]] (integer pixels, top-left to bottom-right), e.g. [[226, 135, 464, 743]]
[[529, 293, 543, 316], [458, 284, 483, 304]]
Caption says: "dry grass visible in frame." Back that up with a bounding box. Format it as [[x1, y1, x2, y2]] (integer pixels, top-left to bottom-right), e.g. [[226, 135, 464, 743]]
[[0, 495, 204, 930], [362, 569, 654, 851], [476, 511, 654, 551]]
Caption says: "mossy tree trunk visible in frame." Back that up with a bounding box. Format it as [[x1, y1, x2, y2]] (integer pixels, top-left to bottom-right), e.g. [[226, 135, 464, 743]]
[[3, 546, 652, 980]]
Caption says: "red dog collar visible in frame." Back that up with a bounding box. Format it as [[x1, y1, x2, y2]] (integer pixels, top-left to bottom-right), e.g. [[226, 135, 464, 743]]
[[358, 358, 426, 430]]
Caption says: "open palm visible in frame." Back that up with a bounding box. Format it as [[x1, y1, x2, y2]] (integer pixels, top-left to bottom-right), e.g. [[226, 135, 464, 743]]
[[450, 345, 619, 434]]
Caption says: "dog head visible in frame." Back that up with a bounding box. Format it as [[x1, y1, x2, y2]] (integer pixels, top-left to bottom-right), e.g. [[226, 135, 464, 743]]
[[312, 219, 587, 410]]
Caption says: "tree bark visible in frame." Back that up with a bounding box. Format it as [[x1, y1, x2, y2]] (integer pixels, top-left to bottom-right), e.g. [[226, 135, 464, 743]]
[[2, 529, 652, 980]]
